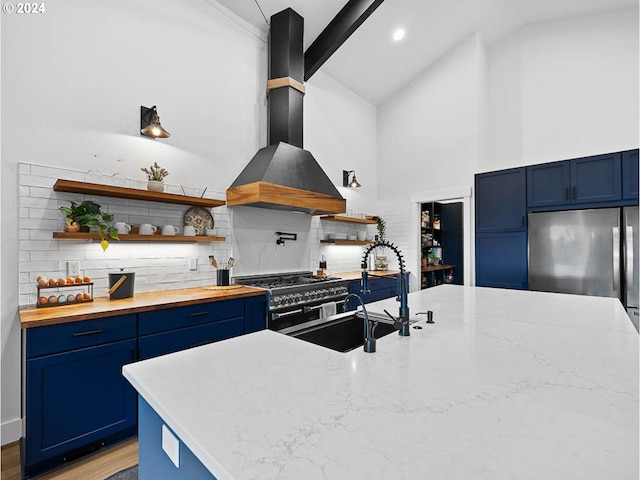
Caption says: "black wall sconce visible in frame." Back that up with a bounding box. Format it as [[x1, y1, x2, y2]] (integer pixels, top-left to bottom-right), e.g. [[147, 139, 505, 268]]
[[140, 105, 170, 138], [343, 170, 361, 188]]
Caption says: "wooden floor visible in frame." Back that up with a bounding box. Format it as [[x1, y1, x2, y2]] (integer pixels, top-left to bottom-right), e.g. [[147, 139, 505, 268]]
[[1, 438, 138, 480]]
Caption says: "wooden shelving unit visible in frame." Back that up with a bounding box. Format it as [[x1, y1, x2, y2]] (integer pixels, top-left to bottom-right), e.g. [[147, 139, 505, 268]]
[[320, 239, 374, 246], [54, 179, 225, 208], [53, 232, 225, 243], [320, 215, 377, 225]]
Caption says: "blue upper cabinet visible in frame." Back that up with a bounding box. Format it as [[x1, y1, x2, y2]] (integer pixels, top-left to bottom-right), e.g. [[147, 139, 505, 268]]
[[528, 153, 623, 208], [622, 149, 639, 200], [475, 167, 527, 232], [571, 153, 621, 204], [527, 161, 571, 207]]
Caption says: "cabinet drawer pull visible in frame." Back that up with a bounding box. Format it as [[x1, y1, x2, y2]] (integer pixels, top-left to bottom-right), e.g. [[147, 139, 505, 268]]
[[72, 329, 104, 337], [189, 311, 210, 317]]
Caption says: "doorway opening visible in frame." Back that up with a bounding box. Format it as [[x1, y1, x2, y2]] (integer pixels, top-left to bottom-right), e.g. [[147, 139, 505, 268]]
[[420, 201, 464, 289], [410, 186, 471, 290]]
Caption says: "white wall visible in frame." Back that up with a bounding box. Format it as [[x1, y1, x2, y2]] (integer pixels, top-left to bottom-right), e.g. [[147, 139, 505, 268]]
[[377, 33, 485, 210], [305, 71, 379, 215], [1, 0, 269, 443], [487, 8, 639, 171], [377, 33, 486, 289], [1, 0, 378, 444], [376, 9, 638, 293]]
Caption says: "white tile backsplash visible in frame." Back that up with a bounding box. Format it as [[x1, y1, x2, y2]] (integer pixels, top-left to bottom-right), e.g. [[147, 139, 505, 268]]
[[18, 163, 231, 306], [19, 163, 415, 306]]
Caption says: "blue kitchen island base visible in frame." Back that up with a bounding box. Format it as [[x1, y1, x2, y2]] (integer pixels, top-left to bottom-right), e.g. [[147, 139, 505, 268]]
[[139, 396, 216, 480]]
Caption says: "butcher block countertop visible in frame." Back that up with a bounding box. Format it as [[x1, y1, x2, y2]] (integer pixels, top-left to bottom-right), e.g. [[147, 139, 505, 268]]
[[19, 285, 266, 329], [332, 270, 403, 281]]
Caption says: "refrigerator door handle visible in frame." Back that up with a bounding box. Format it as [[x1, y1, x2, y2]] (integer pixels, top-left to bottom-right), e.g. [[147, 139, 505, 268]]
[[613, 227, 620, 293], [627, 228, 633, 287]]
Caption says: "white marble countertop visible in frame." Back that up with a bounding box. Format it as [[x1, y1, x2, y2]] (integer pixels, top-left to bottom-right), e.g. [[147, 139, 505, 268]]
[[123, 286, 639, 480]]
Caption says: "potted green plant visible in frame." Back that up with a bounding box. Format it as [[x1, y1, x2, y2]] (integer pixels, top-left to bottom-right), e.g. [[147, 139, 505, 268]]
[[371, 215, 386, 243], [60, 200, 119, 251], [141, 162, 169, 192]]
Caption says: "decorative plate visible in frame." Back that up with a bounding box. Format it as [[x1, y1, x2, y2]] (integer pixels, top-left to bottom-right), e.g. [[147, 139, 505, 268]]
[[183, 207, 214, 235]]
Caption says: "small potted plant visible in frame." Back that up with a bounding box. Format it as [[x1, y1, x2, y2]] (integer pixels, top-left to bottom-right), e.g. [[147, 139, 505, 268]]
[[141, 162, 169, 192], [60, 200, 119, 251], [371, 215, 386, 243]]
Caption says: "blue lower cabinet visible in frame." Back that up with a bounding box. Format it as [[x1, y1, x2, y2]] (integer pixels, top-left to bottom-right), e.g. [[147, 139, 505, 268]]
[[138, 318, 244, 360], [24, 335, 137, 478], [23, 295, 267, 478], [476, 232, 528, 290], [138, 296, 267, 360], [138, 299, 245, 336], [347, 275, 406, 308], [138, 396, 216, 480], [245, 294, 267, 333]]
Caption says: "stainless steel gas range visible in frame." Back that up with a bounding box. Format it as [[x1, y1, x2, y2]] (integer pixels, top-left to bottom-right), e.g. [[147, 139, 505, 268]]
[[234, 271, 350, 331]]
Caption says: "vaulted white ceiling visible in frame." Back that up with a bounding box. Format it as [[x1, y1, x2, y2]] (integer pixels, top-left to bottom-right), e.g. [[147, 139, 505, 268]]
[[214, 0, 637, 105]]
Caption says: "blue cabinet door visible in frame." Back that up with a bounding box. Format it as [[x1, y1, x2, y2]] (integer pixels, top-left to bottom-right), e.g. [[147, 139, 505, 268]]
[[245, 295, 268, 333], [622, 149, 639, 200], [25, 339, 137, 476], [571, 153, 621, 204], [527, 161, 571, 208], [347, 276, 401, 308], [138, 299, 244, 336], [138, 318, 244, 361], [476, 232, 528, 289], [475, 168, 527, 232]]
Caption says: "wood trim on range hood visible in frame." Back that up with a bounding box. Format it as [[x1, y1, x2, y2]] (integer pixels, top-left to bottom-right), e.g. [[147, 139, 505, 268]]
[[226, 182, 346, 215], [226, 8, 346, 215]]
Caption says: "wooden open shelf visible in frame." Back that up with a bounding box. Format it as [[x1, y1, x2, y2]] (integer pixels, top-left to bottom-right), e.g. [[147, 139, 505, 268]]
[[421, 264, 455, 273], [320, 239, 375, 246], [54, 179, 225, 208], [320, 215, 377, 225], [53, 232, 225, 243]]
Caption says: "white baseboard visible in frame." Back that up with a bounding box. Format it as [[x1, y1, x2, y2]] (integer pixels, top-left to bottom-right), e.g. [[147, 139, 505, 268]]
[[1, 418, 22, 445]]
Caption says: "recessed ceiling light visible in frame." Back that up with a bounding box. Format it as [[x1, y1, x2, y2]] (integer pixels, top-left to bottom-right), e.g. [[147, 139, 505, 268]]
[[392, 28, 405, 42]]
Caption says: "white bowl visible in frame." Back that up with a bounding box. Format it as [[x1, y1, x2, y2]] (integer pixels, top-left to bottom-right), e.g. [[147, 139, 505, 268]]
[[347, 235, 357, 241], [330, 233, 348, 240]]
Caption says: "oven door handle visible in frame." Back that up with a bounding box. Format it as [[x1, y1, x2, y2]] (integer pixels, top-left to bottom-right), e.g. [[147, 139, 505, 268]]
[[305, 301, 343, 314], [271, 308, 305, 320]]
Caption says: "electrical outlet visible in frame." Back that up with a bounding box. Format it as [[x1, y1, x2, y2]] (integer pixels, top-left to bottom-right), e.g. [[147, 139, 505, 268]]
[[67, 261, 80, 277], [188, 258, 197, 271]]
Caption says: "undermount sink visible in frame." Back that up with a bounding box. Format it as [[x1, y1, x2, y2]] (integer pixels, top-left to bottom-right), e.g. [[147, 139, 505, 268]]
[[281, 311, 397, 353]]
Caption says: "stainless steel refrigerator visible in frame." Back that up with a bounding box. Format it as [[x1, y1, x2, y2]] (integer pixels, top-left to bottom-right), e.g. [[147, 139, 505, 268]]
[[528, 207, 639, 331]]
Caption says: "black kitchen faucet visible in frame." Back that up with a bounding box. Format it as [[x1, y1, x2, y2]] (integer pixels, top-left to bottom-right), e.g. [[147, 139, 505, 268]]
[[345, 241, 410, 353], [361, 241, 410, 337]]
